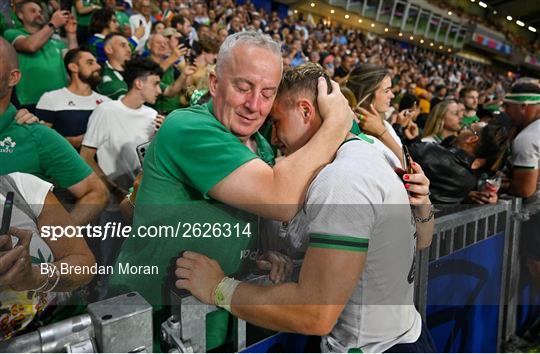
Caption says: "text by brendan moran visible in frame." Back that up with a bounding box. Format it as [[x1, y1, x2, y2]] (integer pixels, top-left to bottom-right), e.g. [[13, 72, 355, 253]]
[[40, 263, 159, 276]]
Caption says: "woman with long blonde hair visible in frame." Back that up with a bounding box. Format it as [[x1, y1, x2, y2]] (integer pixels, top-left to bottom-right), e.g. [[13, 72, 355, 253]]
[[422, 100, 462, 143]]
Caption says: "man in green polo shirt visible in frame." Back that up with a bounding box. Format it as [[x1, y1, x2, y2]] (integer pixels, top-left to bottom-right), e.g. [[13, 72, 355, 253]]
[[3, 0, 78, 112], [96, 32, 130, 99], [0, 37, 108, 226], [108, 31, 353, 351]]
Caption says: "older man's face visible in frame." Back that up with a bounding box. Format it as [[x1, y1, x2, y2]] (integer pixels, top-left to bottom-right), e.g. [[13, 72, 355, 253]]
[[209, 44, 282, 142]]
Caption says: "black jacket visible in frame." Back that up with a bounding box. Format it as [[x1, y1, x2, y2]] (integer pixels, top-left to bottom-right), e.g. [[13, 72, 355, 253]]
[[408, 141, 477, 204]]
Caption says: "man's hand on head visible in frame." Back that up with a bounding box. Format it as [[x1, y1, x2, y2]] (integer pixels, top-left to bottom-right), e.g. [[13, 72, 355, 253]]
[[316, 78, 353, 135], [175, 251, 225, 305]]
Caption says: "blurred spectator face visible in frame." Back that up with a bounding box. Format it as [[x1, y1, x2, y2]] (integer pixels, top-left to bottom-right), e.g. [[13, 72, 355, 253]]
[[231, 16, 242, 31], [140, 0, 152, 16], [154, 22, 165, 34], [208, 43, 282, 141], [179, 18, 192, 37], [18, 1, 45, 28], [343, 56, 355, 70], [108, 15, 120, 32], [198, 25, 210, 40], [457, 102, 465, 119], [106, 35, 132, 64], [208, 9, 216, 20], [149, 34, 169, 57], [161, 1, 170, 11], [407, 83, 416, 95], [105, 0, 116, 8], [139, 74, 162, 104], [464, 90, 479, 110], [443, 102, 462, 132], [309, 51, 320, 63], [218, 28, 229, 43], [292, 39, 302, 51], [372, 75, 394, 113], [74, 52, 102, 86]]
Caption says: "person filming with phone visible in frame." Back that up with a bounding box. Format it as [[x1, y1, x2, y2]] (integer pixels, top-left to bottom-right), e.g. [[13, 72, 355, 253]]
[[0, 172, 95, 341]]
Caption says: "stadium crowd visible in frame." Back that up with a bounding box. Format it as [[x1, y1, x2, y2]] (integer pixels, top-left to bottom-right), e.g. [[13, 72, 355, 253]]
[[0, 0, 539, 352]]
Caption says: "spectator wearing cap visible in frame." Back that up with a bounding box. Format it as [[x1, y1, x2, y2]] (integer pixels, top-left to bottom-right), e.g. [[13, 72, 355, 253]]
[[103, 0, 131, 35], [4, 0, 78, 113], [87, 7, 143, 64]]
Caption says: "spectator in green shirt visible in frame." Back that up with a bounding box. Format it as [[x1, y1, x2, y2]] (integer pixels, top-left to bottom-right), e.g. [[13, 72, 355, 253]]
[[4, 0, 78, 112], [96, 32, 131, 99], [460, 86, 480, 127], [74, 0, 102, 43], [0, 37, 109, 226]]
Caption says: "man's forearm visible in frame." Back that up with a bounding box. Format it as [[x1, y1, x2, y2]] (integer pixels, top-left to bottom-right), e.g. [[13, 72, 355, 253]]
[[70, 192, 108, 225], [15, 26, 53, 53], [67, 33, 78, 50], [230, 282, 335, 335]]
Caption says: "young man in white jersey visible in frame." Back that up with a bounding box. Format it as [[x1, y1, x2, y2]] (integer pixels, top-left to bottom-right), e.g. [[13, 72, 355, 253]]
[[174, 63, 436, 352]]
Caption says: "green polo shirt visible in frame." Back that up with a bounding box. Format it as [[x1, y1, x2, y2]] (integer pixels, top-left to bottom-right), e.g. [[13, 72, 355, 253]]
[[109, 100, 274, 351], [76, 0, 102, 27], [0, 104, 92, 187], [96, 62, 128, 100], [153, 66, 181, 114], [461, 114, 479, 127], [3, 28, 68, 106]]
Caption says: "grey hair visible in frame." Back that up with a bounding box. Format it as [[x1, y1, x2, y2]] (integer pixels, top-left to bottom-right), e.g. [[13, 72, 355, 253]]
[[216, 31, 282, 76]]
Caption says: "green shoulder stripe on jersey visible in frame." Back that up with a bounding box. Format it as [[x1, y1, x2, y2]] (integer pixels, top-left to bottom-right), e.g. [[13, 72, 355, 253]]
[[348, 348, 363, 353], [309, 233, 369, 252], [513, 165, 537, 170]]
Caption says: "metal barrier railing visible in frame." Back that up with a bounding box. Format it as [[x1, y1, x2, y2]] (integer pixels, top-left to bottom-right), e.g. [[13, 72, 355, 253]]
[[1, 198, 527, 353], [414, 197, 524, 352]]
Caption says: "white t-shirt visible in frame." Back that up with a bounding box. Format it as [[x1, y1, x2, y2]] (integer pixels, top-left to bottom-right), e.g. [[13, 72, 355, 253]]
[[35, 87, 109, 137], [512, 119, 540, 212], [82, 100, 156, 190], [287, 138, 421, 352], [129, 14, 152, 54]]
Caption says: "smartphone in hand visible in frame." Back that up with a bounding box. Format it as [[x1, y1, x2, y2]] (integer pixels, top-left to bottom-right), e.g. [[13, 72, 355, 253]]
[[0, 192, 14, 235]]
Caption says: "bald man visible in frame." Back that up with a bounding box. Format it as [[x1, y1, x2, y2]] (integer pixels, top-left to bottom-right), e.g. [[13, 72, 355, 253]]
[[0, 37, 108, 226]]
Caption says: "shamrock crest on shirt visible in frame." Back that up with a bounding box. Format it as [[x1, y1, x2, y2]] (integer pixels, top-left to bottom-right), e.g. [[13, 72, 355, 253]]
[[0, 137, 16, 153]]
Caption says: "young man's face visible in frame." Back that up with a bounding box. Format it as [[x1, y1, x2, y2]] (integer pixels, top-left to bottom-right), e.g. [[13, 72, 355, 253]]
[[270, 96, 320, 156], [76, 52, 102, 86], [108, 15, 120, 32], [209, 44, 282, 142], [464, 90, 479, 110], [139, 74, 162, 104]]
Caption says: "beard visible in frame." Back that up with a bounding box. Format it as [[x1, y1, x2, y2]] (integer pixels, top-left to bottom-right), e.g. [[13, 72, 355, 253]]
[[80, 71, 102, 87]]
